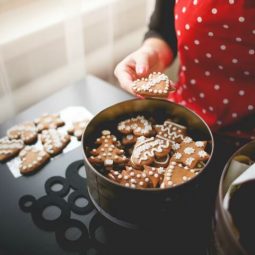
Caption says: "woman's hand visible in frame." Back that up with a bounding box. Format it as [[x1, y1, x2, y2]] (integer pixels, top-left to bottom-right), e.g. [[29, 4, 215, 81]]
[[114, 38, 174, 95]]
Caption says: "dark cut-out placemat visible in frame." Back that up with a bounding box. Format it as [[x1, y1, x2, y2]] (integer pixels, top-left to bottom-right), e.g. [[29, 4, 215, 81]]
[[19, 160, 107, 255]]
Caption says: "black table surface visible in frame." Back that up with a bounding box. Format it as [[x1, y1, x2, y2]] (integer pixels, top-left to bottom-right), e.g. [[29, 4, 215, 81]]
[[0, 75, 215, 255]]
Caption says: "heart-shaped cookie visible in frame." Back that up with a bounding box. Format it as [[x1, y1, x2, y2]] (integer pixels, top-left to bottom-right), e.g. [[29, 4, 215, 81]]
[[0, 137, 24, 162], [7, 121, 37, 144], [132, 72, 175, 98], [19, 146, 50, 174]]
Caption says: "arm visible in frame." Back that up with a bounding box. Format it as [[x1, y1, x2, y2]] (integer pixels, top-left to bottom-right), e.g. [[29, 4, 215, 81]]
[[114, 0, 176, 94]]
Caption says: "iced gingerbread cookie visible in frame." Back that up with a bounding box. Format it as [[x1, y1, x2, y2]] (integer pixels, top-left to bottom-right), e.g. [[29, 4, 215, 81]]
[[122, 134, 138, 145], [118, 115, 153, 137], [130, 135, 171, 168], [89, 130, 128, 167], [68, 120, 89, 140], [154, 120, 187, 144], [143, 165, 165, 188], [171, 137, 210, 168], [160, 161, 198, 188], [41, 129, 70, 156], [7, 121, 37, 144], [34, 113, 65, 132], [132, 72, 175, 98], [154, 154, 170, 168], [0, 137, 24, 162], [108, 166, 152, 189], [19, 146, 50, 174]]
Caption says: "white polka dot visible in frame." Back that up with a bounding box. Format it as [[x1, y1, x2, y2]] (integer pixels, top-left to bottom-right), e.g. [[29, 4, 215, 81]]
[[239, 16, 245, 22], [223, 24, 229, 29], [197, 17, 202, 23], [202, 109, 207, 114], [190, 79, 196, 85], [249, 49, 255, 55], [193, 0, 198, 5], [214, 84, 220, 90], [194, 40, 200, 45], [229, 77, 235, 82], [223, 98, 229, 104], [182, 66, 187, 71], [220, 45, 226, 50], [205, 71, 211, 76], [192, 97, 196, 101], [185, 24, 190, 30], [253, 30, 255, 35], [211, 8, 217, 14], [206, 53, 212, 58], [184, 45, 189, 50], [208, 32, 214, 37], [244, 71, 250, 75], [217, 120, 222, 125], [232, 58, 238, 64], [229, 0, 235, 4], [218, 65, 224, 70], [182, 7, 187, 13], [180, 100, 187, 106], [248, 105, 254, 111], [232, 113, 237, 118], [194, 59, 199, 63], [175, 14, 178, 20], [209, 106, 214, 111], [235, 37, 242, 42], [239, 90, 245, 96], [199, 93, 205, 98], [177, 30, 181, 36], [183, 84, 187, 89]]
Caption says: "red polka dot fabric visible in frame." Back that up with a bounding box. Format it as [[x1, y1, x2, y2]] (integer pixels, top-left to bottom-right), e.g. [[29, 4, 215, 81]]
[[168, 0, 255, 141]]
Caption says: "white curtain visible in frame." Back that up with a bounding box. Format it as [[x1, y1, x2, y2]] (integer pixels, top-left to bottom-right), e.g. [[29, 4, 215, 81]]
[[0, 0, 155, 123]]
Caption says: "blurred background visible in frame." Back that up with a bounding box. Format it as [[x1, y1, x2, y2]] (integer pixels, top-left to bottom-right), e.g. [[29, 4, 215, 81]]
[[0, 0, 178, 123]]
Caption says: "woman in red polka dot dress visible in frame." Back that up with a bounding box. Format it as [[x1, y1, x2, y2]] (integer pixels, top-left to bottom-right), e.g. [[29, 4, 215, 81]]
[[115, 0, 255, 157]]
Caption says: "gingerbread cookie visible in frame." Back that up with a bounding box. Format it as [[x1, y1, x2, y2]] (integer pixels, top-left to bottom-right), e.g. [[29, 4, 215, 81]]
[[41, 129, 70, 156], [89, 130, 128, 167], [108, 166, 152, 189], [172, 137, 209, 168], [132, 72, 175, 98], [154, 120, 187, 144], [68, 120, 89, 140], [130, 135, 171, 168], [7, 121, 37, 144], [0, 137, 24, 162], [122, 134, 138, 145], [161, 161, 197, 188], [19, 146, 50, 174], [34, 113, 65, 132], [118, 115, 153, 137], [143, 165, 165, 188]]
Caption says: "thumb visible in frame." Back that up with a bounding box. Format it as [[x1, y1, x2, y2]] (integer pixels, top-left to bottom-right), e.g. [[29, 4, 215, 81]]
[[135, 52, 149, 76]]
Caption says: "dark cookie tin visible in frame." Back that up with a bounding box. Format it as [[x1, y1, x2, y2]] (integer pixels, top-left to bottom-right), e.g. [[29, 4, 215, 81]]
[[82, 98, 214, 229]]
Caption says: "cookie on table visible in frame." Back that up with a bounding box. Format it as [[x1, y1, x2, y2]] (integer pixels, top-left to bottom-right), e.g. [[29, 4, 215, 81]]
[[171, 137, 210, 168], [68, 120, 89, 140], [0, 137, 24, 162], [89, 130, 128, 167], [7, 121, 37, 144], [130, 135, 171, 168], [132, 72, 175, 98], [19, 146, 50, 175], [160, 161, 197, 188], [154, 120, 187, 144], [41, 129, 71, 156], [34, 113, 65, 132], [118, 115, 153, 137]]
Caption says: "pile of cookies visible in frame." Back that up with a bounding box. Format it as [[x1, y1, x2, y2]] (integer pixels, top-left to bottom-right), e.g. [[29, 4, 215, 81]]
[[0, 113, 89, 175], [88, 116, 211, 189]]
